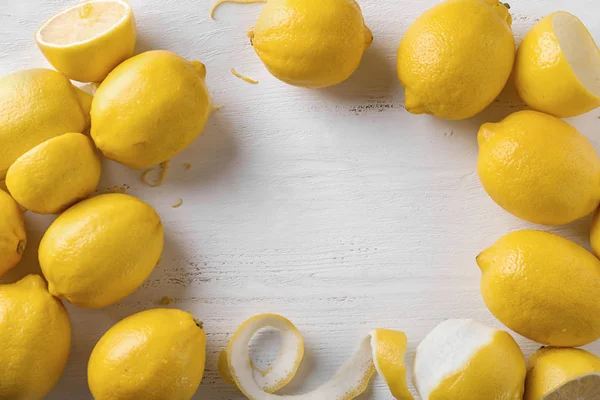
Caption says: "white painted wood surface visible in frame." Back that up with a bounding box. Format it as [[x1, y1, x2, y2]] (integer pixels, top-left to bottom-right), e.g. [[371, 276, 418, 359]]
[[1, 0, 599, 398]]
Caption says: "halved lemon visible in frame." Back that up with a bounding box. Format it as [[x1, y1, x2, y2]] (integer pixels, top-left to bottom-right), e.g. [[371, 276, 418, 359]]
[[515, 11, 600, 117], [525, 347, 600, 400], [35, 0, 136, 83], [219, 313, 414, 399]]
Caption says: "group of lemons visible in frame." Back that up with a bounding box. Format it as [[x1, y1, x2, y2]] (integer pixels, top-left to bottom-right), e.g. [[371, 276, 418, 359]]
[[0, 0, 599, 399]]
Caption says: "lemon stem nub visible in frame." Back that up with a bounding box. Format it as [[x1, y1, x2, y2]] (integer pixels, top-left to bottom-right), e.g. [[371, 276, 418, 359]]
[[503, 3, 510, 9], [16, 241, 25, 255], [209, 0, 267, 20], [195, 319, 204, 329]]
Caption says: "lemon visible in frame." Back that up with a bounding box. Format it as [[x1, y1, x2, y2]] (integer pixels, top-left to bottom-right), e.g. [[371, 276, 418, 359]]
[[525, 347, 600, 400], [91, 50, 211, 169], [0, 275, 71, 400], [0, 69, 92, 178], [6, 132, 101, 214], [515, 12, 600, 118], [220, 313, 413, 399], [590, 211, 600, 257], [211, 0, 372, 88], [88, 308, 206, 400], [478, 110, 600, 225], [0, 189, 26, 277], [477, 230, 600, 347], [36, 0, 136, 83], [39, 193, 164, 308], [413, 319, 525, 400], [397, 0, 515, 120]]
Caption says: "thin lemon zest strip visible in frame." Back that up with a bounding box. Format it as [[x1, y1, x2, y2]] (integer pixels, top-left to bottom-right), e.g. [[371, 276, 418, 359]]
[[141, 161, 171, 187], [171, 198, 183, 208], [231, 68, 259, 84], [209, 0, 267, 19]]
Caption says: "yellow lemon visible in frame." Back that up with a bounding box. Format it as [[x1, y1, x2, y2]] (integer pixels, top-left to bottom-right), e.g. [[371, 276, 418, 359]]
[[0, 275, 71, 400], [478, 110, 600, 225], [525, 347, 600, 400], [211, 0, 372, 88], [0, 69, 92, 178], [477, 230, 600, 347], [88, 308, 206, 400], [39, 193, 164, 308], [397, 0, 515, 120], [515, 12, 600, 118], [590, 211, 600, 258], [91, 50, 211, 169], [6, 132, 101, 214], [36, 0, 136, 83], [0, 189, 26, 277], [413, 319, 525, 400]]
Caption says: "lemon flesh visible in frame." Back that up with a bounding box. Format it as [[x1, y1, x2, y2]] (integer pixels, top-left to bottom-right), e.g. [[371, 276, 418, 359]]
[[36, 0, 136, 82], [39, 193, 164, 308], [0, 275, 71, 400], [515, 12, 600, 118], [525, 347, 600, 400], [88, 308, 206, 400], [478, 230, 600, 347], [0, 190, 26, 277], [397, 0, 515, 120], [6, 132, 101, 214], [250, 0, 372, 88]]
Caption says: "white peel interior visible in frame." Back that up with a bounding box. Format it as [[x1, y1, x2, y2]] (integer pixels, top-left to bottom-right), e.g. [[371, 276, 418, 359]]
[[553, 12, 600, 97], [413, 319, 495, 400], [222, 314, 409, 400], [36, 0, 130, 47]]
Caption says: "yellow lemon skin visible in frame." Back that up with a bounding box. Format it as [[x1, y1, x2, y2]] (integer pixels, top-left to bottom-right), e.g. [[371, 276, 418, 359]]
[[0, 275, 71, 400], [88, 308, 206, 400], [6, 132, 101, 214], [478, 110, 600, 226], [397, 0, 515, 120], [91, 50, 211, 169], [39, 193, 164, 308], [429, 331, 525, 400], [0, 69, 92, 178], [525, 347, 600, 400], [36, 0, 136, 83], [477, 230, 600, 347], [0, 189, 26, 277], [372, 329, 413, 400], [515, 12, 600, 118], [250, 0, 372, 88]]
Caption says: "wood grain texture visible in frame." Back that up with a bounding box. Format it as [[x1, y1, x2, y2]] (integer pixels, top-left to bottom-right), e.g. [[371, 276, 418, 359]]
[[1, 0, 600, 398]]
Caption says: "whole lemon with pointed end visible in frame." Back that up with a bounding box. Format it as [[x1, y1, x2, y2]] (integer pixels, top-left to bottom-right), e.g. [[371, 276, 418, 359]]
[[515, 12, 600, 118], [477, 230, 600, 347], [88, 308, 206, 400], [0, 189, 26, 277], [91, 50, 211, 169], [6, 132, 101, 214], [397, 0, 515, 120], [39, 193, 164, 308], [413, 319, 525, 400], [250, 0, 372, 88], [478, 110, 600, 225], [0, 69, 92, 178], [525, 347, 600, 400], [0, 275, 71, 400]]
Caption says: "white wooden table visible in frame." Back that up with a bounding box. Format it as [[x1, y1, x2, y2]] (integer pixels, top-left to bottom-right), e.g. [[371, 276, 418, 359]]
[[1, 0, 599, 398]]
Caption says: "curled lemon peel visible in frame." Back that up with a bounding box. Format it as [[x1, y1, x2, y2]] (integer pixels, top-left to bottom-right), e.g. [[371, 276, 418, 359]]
[[231, 68, 259, 84], [209, 0, 267, 19], [141, 161, 171, 187], [220, 314, 413, 400], [171, 198, 183, 208]]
